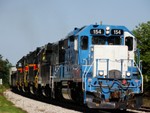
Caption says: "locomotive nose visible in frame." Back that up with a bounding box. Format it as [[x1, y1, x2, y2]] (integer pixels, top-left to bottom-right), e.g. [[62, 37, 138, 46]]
[[91, 45, 128, 78]]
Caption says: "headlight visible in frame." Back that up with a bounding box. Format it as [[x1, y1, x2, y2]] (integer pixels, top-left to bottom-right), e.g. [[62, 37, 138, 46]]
[[88, 78, 92, 82], [99, 71, 104, 76], [106, 26, 110, 35], [106, 31, 110, 35], [126, 72, 131, 77]]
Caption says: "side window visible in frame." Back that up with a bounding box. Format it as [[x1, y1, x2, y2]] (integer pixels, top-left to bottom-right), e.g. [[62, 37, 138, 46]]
[[69, 36, 74, 42], [81, 36, 88, 50], [92, 37, 99, 44], [125, 37, 133, 51]]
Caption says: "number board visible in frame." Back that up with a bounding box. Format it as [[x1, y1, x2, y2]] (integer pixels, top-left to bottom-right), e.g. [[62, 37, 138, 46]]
[[111, 29, 123, 35], [90, 29, 104, 35]]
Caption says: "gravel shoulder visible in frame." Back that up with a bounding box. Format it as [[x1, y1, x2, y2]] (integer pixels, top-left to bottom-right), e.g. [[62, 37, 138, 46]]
[[3, 90, 148, 113], [3, 90, 81, 113]]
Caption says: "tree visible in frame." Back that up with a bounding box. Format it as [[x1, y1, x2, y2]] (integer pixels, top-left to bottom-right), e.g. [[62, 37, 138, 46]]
[[0, 54, 12, 85], [132, 21, 150, 93], [133, 21, 150, 76]]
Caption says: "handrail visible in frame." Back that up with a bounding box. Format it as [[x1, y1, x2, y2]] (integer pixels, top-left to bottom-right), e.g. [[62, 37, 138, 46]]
[[134, 60, 143, 93], [82, 60, 94, 104], [95, 58, 143, 93], [82, 59, 88, 78], [53, 65, 61, 76], [95, 58, 136, 78], [96, 59, 109, 77], [82, 60, 94, 91]]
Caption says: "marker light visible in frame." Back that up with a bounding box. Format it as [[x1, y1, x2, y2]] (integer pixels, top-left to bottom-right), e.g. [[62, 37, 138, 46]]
[[126, 72, 131, 77], [122, 79, 127, 85], [99, 71, 104, 76], [106, 26, 110, 35]]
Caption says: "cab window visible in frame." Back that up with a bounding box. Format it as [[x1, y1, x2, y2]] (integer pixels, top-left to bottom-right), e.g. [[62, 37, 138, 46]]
[[69, 36, 74, 42], [108, 36, 121, 45], [125, 37, 133, 51], [92, 36, 121, 45], [92, 36, 105, 45], [81, 36, 88, 50]]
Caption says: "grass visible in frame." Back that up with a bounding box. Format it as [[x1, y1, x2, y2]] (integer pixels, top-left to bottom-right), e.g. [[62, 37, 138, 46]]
[[142, 88, 150, 107], [143, 97, 150, 107], [0, 85, 27, 113]]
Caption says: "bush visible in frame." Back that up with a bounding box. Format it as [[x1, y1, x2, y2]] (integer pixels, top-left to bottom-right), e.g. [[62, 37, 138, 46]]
[[0, 54, 12, 86]]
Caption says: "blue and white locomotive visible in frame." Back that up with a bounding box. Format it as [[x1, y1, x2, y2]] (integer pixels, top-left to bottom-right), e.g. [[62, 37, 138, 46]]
[[12, 23, 143, 110], [55, 24, 143, 110]]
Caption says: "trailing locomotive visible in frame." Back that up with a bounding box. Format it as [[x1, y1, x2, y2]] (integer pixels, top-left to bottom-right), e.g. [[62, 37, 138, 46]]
[[11, 23, 143, 110]]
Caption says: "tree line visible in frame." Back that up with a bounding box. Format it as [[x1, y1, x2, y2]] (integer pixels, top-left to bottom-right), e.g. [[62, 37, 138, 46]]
[[0, 55, 12, 86], [133, 21, 150, 92]]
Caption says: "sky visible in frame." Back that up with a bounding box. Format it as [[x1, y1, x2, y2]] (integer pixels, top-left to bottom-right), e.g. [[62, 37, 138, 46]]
[[0, 0, 150, 65]]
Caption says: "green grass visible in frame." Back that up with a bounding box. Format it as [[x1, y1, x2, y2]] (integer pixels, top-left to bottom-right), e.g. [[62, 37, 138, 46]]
[[143, 97, 150, 107], [0, 85, 27, 113]]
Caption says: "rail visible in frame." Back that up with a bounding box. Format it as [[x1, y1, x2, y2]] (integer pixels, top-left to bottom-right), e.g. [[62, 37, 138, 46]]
[[134, 60, 143, 93], [127, 106, 150, 112], [96, 59, 109, 77], [82, 59, 94, 104], [50, 64, 61, 98], [95, 59, 140, 78]]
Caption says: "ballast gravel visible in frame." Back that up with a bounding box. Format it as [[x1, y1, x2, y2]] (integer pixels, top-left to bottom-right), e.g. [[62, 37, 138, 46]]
[[3, 90, 81, 113]]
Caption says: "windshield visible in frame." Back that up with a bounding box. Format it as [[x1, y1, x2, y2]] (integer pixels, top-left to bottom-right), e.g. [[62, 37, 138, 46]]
[[92, 36, 121, 45]]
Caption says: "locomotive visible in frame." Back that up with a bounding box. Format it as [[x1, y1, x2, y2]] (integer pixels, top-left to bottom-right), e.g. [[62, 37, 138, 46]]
[[11, 23, 143, 110]]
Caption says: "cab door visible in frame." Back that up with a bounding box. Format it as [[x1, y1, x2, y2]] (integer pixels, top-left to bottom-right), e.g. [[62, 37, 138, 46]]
[[124, 32, 135, 60], [79, 36, 89, 65]]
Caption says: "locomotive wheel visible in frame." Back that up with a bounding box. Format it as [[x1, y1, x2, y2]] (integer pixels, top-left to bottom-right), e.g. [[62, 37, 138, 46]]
[[44, 85, 51, 97], [54, 83, 63, 101], [22, 85, 25, 92], [29, 85, 35, 94], [71, 83, 83, 104], [134, 94, 143, 109]]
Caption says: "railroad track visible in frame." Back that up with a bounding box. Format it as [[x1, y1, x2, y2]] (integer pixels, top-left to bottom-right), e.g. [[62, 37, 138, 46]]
[[11, 89, 105, 113], [11, 89, 147, 113], [139, 106, 150, 112], [127, 106, 150, 113]]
